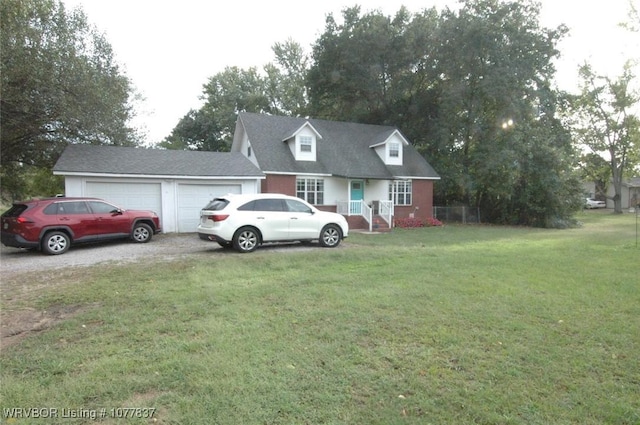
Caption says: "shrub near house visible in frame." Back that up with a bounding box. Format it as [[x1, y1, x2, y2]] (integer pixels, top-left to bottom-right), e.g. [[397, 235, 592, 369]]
[[394, 217, 443, 228]]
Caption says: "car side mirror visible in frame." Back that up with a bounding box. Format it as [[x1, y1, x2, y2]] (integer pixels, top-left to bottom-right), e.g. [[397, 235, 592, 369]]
[[110, 209, 123, 215]]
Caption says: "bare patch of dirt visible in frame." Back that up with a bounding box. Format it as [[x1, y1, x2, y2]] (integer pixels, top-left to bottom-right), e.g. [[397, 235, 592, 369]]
[[1, 303, 96, 349], [0, 234, 208, 349]]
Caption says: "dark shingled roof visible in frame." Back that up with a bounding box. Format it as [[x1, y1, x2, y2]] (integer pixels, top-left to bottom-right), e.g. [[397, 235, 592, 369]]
[[237, 112, 439, 179], [53, 145, 264, 178]]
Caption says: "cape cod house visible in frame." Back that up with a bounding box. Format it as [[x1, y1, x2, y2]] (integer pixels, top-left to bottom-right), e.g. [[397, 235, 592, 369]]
[[231, 112, 440, 231], [54, 113, 440, 232]]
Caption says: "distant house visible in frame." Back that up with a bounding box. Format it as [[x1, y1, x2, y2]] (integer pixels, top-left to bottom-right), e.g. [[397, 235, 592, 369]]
[[614, 178, 640, 209], [54, 113, 440, 233], [231, 112, 440, 231], [583, 177, 640, 209]]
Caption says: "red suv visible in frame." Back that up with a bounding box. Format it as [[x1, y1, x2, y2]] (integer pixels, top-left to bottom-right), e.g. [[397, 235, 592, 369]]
[[1, 197, 161, 255]]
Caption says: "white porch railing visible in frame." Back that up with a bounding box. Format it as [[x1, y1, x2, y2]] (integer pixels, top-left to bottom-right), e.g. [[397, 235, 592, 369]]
[[378, 200, 394, 227], [337, 200, 390, 232]]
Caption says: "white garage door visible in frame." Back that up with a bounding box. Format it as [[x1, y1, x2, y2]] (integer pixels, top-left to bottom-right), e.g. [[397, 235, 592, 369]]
[[177, 184, 242, 232], [85, 182, 162, 215]]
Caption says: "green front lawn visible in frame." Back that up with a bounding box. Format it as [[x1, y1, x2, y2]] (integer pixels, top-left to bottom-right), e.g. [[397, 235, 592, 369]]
[[1, 212, 639, 424]]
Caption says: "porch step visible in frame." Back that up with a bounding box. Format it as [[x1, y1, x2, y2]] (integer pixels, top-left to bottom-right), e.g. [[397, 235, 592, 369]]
[[371, 215, 391, 232], [347, 215, 391, 231]]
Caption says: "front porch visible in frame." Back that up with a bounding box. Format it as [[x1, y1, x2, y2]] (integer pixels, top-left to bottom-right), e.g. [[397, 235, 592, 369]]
[[337, 200, 394, 232], [261, 175, 436, 232]]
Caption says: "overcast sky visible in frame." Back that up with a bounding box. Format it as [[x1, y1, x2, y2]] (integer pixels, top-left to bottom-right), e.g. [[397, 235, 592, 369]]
[[62, 0, 638, 145]]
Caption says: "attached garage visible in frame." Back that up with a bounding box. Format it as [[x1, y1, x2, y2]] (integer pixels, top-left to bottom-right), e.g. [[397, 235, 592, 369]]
[[53, 145, 264, 233], [86, 181, 162, 214], [177, 183, 241, 232]]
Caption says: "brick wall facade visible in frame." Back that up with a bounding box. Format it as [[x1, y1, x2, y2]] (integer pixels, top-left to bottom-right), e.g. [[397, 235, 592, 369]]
[[261, 174, 436, 228], [393, 179, 434, 220], [261, 174, 296, 196]]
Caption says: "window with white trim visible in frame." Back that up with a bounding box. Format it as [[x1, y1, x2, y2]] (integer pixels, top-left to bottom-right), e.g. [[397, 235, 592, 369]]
[[297, 178, 324, 205], [389, 180, 412, 205], [389, 142, 400, 158], [299, 135, 312, 152]]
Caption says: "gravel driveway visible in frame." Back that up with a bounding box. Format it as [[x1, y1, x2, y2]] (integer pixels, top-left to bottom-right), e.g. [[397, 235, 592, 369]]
[[0, 233, 217, 278], [0, 233, 328, 278]]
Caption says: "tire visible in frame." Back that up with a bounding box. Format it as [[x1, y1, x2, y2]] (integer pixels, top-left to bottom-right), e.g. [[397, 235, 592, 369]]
[[233, 227, 260, 253], [131, 223, 153, 243], [319, 224, 342, 248], [42, 231, 70, 255]]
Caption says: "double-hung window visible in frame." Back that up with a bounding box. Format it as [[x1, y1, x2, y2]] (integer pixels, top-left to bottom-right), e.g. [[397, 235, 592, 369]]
[[299, 136, 313, 153], [389, 180, 412, 206], [297, 178, 324, 205], [389, 142, 400, 158]]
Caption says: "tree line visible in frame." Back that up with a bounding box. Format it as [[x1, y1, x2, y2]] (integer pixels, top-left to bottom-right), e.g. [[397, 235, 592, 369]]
[[2, 0, 638, 225]]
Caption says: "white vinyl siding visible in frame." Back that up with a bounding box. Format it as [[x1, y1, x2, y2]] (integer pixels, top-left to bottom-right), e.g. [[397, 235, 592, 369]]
[[290, 127, 317, 161]]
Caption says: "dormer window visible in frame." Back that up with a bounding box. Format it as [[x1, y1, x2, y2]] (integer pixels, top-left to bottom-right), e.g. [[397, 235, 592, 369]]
[[300, 136, 312, 153], [290, 132, 317, 161], [370, 130, 407, 166], [283, 121, 322, 161], [389, 142, 400, 158]]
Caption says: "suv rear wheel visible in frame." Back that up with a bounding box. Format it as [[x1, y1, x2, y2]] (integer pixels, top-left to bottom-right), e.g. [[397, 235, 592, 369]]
[[42, 231, 70, 255], [233, 226, 260, 253]]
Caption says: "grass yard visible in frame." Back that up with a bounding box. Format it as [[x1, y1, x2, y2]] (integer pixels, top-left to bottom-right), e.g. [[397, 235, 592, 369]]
[[1, 212, 639, 424]]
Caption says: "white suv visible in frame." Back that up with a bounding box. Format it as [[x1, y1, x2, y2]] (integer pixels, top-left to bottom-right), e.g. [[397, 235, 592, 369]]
[[197, 193, 349, 253]]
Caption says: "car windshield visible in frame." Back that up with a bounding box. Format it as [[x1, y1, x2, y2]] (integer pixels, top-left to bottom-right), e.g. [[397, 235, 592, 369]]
[[203, 198, 229, 211]]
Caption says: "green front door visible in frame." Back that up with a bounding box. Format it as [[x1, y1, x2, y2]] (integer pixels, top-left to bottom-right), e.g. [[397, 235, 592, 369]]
[[350, 180, 364, 214]]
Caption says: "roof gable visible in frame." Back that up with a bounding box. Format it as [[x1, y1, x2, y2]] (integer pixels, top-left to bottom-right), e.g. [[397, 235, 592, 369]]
[[282, 121, 323, 141], [368, 129, 409, 148]]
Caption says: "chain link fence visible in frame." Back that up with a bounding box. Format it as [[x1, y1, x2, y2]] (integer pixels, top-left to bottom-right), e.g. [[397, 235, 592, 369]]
[[433, 206, 481, 224]]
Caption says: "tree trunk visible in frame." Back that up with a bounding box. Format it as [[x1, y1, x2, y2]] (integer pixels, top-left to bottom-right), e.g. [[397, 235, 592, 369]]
[[612, 167, 624, 214]]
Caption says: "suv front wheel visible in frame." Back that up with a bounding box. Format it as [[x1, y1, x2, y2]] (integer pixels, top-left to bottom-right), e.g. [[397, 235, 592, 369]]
[[131, 223, 153, 243], [319, 224, 342, 248], [42, 231, 70, 255]]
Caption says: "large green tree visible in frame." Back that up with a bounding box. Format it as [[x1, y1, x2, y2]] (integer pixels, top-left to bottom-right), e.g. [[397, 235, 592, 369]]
[[264, 38, 310, 116], [307, 5, 440, 127], [572, 62, 640, 213], [160, 66, 269, 151], [1, 0, 139, 199], [308, 0, 581, 226], [160, 40, 309, 151], [430, 0, 581, 225]]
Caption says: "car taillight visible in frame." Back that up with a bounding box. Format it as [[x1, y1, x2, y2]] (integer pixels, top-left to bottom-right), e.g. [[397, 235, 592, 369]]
[[211, 214, 229, 222], [16, 217, 33, 224]]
